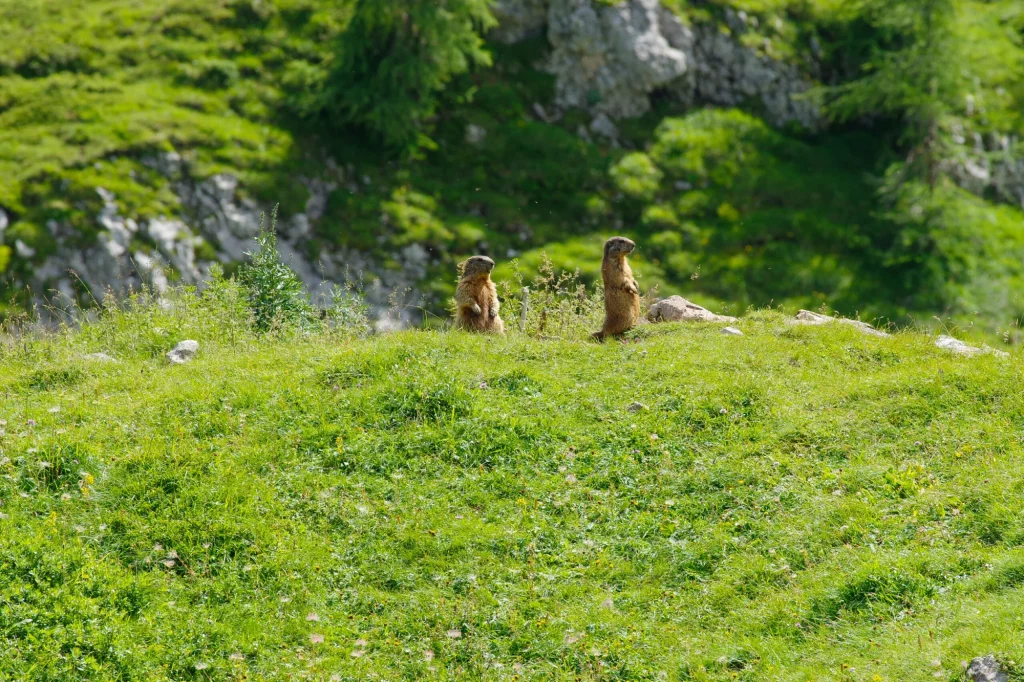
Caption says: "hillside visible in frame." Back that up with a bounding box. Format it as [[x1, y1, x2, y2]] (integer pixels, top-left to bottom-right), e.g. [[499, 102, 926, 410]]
[[2, 285, 1024, 680], [2, 0, 1024, 334]]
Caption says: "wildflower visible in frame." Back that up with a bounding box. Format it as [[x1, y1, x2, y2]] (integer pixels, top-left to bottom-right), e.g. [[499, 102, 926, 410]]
[[229, 653, 244, 661], [195, 662, 208, 671], [310, 633, 325, 644], [446, 629, 462, 639], [306, 613, 319, 622], [424, 650, 435, 661]]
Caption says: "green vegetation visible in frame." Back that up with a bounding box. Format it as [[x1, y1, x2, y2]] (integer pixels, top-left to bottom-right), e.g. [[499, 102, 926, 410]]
[[0, 0, 1022, 330], [2, 278, 1024, 680]]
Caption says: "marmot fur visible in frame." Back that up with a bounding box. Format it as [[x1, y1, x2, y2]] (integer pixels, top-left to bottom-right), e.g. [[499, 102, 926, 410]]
[[593, 237, 639, 340], [454, 256, 505, 334]]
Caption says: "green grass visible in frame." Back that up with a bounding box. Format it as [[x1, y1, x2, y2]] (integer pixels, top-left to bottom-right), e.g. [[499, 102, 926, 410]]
[[2, 292, 1024, 680]]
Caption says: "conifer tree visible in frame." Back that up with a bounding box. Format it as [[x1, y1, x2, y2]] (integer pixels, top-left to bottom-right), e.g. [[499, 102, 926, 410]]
[[321, 0, 495, 151]]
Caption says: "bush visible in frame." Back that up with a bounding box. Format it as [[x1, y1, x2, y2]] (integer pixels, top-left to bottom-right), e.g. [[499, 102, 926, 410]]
[[237, 210, 319, 333]]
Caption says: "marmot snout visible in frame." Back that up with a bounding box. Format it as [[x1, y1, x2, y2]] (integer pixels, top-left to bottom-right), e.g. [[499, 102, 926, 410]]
[[454, 256, 505, 334], [594, 236, 640, 340]]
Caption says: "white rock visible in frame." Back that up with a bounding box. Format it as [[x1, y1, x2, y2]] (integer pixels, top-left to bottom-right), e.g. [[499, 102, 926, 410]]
[[935, 335, 1009, 358], [166, 340, 199, 365], [793, 309, 889, 337], [647, 296, 737, 323], [721, 326, 743, 336]]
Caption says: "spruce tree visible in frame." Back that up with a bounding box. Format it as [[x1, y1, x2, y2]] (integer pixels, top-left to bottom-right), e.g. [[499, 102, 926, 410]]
[[321, 0, 496, 151], [823, 0, 967, 189]]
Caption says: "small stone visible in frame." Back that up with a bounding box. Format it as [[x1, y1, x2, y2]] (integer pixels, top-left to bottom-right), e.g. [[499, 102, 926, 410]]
[[966, 655, 1009, 682], [627, 401, 646, 413], [465, 124, 488, 145], [647, 296, 737, 324], [166, 340, 199, 364], [721, 326, 743, 336]]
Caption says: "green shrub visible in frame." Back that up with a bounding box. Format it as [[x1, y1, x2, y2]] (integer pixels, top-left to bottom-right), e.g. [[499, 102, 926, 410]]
[[237, 210, 319, 334]]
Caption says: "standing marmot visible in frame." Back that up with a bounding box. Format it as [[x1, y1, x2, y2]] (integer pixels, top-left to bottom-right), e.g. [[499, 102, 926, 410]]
[[454, 256, 505, 333], [593, 236, 639, 340]]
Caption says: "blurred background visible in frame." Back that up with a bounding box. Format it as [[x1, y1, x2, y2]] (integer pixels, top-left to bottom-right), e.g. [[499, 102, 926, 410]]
[[1, 0, 1022, 337]]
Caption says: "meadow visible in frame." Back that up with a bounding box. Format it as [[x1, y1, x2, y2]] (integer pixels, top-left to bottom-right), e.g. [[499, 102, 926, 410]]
[[2, 275, 1023, 681]]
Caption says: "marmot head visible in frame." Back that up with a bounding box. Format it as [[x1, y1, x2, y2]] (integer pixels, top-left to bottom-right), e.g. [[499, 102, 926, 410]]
[[459, 255, 496, 278], [604, 236, 636, 258]]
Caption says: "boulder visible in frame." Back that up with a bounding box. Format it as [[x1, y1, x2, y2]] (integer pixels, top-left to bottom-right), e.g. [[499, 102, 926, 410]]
[[546, 0, 689, 119], [166, 340, 199, 365], [967, 656, 1009, 682], [935, 335, 1009, 358], [793, 310, 889, 338], [647, 296, 737, 323]]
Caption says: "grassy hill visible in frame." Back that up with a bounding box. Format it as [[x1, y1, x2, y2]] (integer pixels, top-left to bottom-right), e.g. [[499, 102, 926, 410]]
[[2, 0, 1024, 333], [2, 284, 1024, 680]]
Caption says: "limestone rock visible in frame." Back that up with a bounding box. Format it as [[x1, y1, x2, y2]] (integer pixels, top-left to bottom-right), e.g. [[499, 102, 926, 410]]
[[966, 656, 1009, 682], [935, 335, 1009, 358], [547, 0, 689, 119], [794, 310, 889, 337], [627, 401, 646, 413], [721, 326, 743, 336], [647, 296, 737, 323], [166, 340, 199, 365]]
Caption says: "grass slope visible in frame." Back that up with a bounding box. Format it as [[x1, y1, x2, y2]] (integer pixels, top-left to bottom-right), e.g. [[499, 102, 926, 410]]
[[2, 310, 1024, 680]]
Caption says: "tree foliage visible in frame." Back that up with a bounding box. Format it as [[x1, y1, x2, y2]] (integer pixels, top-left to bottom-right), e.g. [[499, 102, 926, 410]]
[[320, 0, 496, 151], [822, 0, 967, 187]]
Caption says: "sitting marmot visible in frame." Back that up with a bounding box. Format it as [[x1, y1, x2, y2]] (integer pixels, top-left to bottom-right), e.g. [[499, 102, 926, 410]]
[[454, 256, 505, 334], [593, 236, 639, 341]]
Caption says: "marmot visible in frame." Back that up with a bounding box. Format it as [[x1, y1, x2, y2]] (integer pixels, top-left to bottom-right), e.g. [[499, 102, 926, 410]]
[[454, 256, 505, 334], [593, 236, 640, 340]]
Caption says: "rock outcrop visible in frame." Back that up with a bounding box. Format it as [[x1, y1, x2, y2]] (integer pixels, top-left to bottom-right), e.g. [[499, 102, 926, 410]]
[[494, 0, 820, 128], [793, 309, 889, 337], [935, 335, 1009, 358], [647, 296, 737, 323]]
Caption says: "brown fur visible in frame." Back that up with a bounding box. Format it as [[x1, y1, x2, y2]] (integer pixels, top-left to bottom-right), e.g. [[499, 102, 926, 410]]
[[454, 256, 505, 334], [593, 237, 640, 340]]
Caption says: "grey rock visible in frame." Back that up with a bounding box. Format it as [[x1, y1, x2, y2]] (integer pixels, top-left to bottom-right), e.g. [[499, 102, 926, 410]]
[[465, 123, 488, 145], [967, 656, 1009, 682], [496, 0, 820, 128], [15, 240, 35, 259], [589, 113, 618, 140], [647, 296, 737, 323], [166, 340, 199, 365], [721, 326, 744, 336], [146, 217, 203, 284], [491, 0, 549, 44], [935, 335, 1009, 358], [627, 401, 646, 413], [547, 0, 688, 119], [794, 309, 889, 337]]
